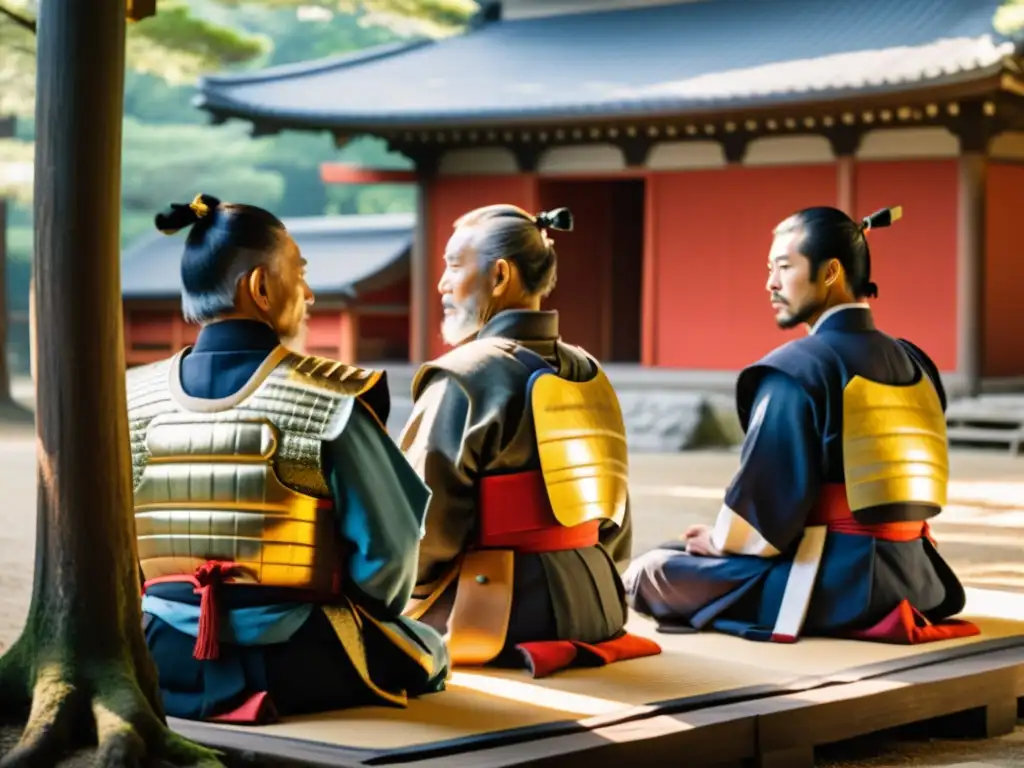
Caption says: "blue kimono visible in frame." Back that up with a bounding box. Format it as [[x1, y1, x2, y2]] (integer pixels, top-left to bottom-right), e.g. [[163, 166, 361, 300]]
[[624, 305, 971, 643], [133, 320, 448, 721]]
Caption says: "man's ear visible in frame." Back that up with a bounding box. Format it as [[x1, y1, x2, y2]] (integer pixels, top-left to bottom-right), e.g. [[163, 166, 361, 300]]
[[247, 266, 270, 310], [824, 258, 842, 287], [492, 258, 512, 297]]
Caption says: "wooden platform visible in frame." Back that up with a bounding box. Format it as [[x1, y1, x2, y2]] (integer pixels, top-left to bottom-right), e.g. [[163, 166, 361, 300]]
[[170, 591, 1024, 768], [946, 397, 1024, 454]]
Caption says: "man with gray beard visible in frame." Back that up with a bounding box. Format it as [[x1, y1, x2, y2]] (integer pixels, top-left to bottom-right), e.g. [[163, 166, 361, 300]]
[[398, 204, 660, 678]]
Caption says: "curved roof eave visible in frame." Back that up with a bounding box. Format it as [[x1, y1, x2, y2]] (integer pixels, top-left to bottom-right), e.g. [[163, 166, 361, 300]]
[[195, 61, 1011, 135]]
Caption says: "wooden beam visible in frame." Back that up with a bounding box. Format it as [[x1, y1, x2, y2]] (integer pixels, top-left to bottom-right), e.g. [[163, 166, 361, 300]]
[[371, 78, 1004, 160], [319, 163, 418, 185], [127, 0, 156, 21]]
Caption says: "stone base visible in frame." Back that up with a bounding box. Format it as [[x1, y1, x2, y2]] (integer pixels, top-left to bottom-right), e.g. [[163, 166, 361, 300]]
[[618, 390, 742, 452]]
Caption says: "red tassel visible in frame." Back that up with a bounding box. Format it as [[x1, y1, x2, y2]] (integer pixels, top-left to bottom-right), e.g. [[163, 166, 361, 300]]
[[191, 561, 241, 661]]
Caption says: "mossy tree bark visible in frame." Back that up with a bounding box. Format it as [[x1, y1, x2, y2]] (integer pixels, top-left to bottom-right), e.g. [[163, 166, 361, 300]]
[[0, 0, 221, 765]]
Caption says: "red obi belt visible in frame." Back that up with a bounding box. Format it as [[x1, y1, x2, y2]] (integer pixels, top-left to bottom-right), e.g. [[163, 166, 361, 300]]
[[477, 470, 599, 553], [475, 470, 661, 674], [808, 484, 935, 543]]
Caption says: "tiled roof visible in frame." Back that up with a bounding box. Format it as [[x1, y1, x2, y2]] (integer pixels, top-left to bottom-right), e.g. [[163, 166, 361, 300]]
[[197, 0, 1015, 129], [121, 213, 413, 301]]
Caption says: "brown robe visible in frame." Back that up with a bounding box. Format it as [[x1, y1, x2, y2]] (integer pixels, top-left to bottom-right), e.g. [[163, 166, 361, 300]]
[[399, 310, 634, 667]]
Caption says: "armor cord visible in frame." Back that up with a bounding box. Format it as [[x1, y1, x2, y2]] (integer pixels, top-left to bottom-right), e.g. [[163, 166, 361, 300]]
[[192, 561, 243, 661]]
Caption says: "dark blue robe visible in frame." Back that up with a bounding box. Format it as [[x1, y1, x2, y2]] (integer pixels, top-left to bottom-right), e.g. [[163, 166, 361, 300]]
[[623, 305, 966, 640], [139, 320, 448, 719]]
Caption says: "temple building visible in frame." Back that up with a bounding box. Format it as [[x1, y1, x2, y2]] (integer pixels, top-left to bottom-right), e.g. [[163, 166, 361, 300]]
[[193, 0, 1024, 395]]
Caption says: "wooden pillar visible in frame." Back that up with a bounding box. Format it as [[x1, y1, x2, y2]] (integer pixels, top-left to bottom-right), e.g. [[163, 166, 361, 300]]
[[640, 172, 658, 366], [827, 129, 863, 216], [956, 148, 987, 398], [338, 309, 359, 363], [409, 155, 438, 364], [170, 314, 184, 352], [949, 103, 993, 398], [836, 156, 856, 215], [123, 303, 133, 353], [600, 188, 615, 362]]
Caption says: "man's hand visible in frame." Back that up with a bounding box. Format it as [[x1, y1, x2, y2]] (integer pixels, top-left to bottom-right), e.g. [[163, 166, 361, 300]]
[[680, 524, 720, 557]]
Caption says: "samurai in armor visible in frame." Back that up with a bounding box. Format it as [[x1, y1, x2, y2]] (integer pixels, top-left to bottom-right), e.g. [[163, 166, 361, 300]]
[[399, 204, 660, 677], [624, 206, 977, 645], [128, 194, 448, 724]]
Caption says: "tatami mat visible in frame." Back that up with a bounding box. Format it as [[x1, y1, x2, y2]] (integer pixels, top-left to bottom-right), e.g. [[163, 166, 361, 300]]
[[201, 597, 1024, 752], [213, 649, 792, 749], [624, 613, 1024, 678]]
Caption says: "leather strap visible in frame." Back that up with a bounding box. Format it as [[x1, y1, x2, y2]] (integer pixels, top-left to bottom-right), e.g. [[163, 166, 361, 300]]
[[446, 549, 515, 666]]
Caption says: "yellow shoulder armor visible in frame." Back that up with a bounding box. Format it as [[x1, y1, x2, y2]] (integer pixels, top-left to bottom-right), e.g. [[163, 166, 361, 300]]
[[530, 368, 629, 528], [842, 375, 948, 512]]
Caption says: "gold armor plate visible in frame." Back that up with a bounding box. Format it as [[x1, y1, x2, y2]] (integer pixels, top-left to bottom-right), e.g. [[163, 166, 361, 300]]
[[530, 368, 628, 528], [134, 417, 339, 591], [127, 346, 382, 591], [842, 375, 949, 512]]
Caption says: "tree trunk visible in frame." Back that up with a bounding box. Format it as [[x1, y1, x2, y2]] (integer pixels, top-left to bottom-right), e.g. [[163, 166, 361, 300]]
[[0, 0, 219, 765]]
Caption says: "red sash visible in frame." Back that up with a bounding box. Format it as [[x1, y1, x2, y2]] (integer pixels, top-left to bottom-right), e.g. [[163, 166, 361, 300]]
[[478, 470, 599, 552], [474, 470, 660, 673]]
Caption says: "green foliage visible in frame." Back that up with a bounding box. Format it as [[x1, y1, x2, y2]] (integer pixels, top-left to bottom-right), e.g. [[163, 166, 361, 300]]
[[127, 0, 270, 85], [121, 118, 285, 212], [995, 0, 1024, 35], [0, 1, 35, 115], [0, 0, 270, 110], [215, 0, 479, 39], [0, 137, 32, 204], [0, 0, 451, 370]]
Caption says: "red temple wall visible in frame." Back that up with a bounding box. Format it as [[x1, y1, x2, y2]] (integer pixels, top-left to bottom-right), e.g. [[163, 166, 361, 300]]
[[647, 160, 959, 370], [853, 159, 958, 371], [648, 164, 834, 368], [984, 162, 1024, 377]]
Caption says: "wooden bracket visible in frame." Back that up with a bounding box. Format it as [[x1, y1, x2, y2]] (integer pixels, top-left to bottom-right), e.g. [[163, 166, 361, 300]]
[[945, 99, 1002, 153], [824, 126, 864, 158], [511, 144, 542, 173], [721, 135, 750, 165], [618, 138, 653, 168]]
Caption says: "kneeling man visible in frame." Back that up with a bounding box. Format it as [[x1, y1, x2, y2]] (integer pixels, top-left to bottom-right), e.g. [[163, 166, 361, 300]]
[[401, 204, 660, 676], [130, 195, 448, 723], [625, 206, 977, 645]]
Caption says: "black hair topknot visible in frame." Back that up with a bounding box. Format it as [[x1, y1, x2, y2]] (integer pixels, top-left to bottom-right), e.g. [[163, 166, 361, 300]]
[[155, 193, 222, 235], [534, 207, 574, 232], [775, 205, 902, 301]]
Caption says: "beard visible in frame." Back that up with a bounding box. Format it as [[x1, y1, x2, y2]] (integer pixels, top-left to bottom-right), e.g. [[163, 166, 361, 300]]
[[441, 295, 484, 347], [774, 296, 824, 330]]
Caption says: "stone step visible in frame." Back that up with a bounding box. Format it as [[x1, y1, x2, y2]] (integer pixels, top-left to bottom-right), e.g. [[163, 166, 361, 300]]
[[947, 425, 1024, 454]]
